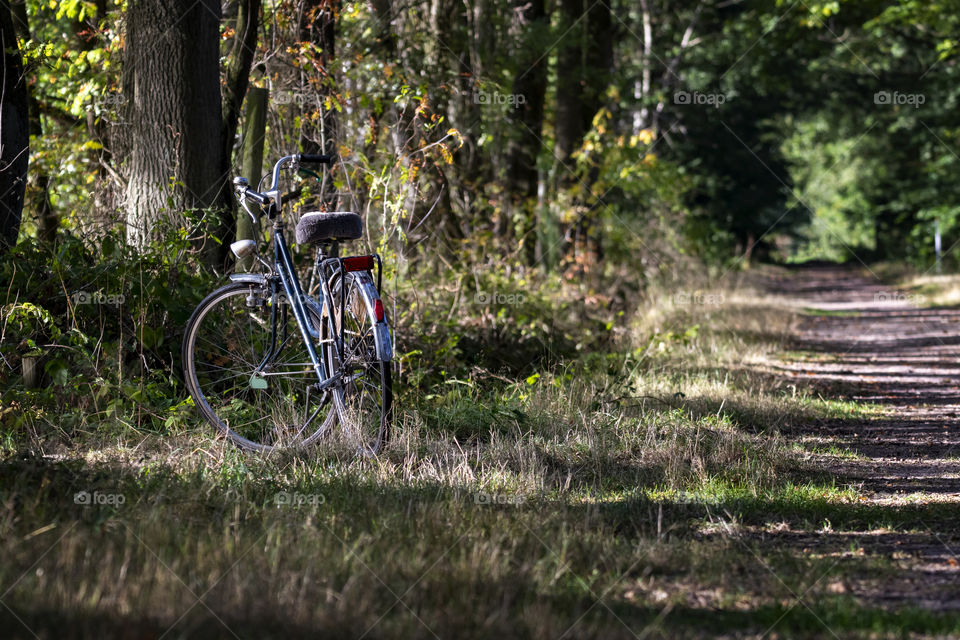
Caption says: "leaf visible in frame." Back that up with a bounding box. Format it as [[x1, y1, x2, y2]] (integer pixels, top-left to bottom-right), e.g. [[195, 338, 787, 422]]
[[44, 359, 70, 386]]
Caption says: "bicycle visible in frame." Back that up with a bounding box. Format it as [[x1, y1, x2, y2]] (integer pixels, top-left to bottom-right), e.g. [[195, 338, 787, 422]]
[[182, 153, 393, 454]]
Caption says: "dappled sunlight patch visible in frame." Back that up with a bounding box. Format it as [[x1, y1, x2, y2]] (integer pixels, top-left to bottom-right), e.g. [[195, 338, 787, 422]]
[[9, 264, 960, 635], [889, 270, 960, 308]]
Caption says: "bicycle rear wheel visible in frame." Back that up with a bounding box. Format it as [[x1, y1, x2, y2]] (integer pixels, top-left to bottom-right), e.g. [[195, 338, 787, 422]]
[[323, 271, 393, 455], [183, 282, 335, 451]]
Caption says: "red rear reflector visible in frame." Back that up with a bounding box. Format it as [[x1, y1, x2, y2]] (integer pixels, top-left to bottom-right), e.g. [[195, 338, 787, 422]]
[[343, 256, 375, 272], [374, 299, 385, 322]]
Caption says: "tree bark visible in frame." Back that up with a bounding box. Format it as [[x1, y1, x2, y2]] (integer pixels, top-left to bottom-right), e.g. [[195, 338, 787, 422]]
[[123, 0, 230, 262], [369, 0, 395, 53], [552, 0, 612, 264], [583, 0, 612, 135], [553, 0, 584, 167], [237, 85, 267, 256], [505, 0, 549, 259], [634, 0, 652, 132], [222, 0, 261, 176], [0, 0, 28, 252], [10, 0, 58, 243], [553, 0, 612, 166], [299, 0, 340, 156], [506, 0, 548, 205]]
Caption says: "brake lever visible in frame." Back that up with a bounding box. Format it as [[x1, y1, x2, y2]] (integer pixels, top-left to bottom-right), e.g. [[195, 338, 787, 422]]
[[239, 198, 259, 227], [232, 178, 262, 227]]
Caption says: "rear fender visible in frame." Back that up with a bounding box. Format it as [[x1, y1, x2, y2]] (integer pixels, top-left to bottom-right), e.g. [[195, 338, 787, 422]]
[[352, 271, 393, 362]]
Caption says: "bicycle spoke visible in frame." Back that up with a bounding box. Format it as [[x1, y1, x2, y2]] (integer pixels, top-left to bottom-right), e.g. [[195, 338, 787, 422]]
[[185, 284, 335, 450]]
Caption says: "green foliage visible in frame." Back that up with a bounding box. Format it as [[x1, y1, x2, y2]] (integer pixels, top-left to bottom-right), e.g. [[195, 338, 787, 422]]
[[781, 116, 874, 262], [11, 0, 960, 435], [393, 265, 613, 391], [0, 229, 209, 434]]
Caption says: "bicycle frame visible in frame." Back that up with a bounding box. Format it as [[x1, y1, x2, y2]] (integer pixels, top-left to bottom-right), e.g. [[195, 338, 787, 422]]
[[229, 154, 391, 396], [230, 226, 339, 388], [230, 154, 340, 392]]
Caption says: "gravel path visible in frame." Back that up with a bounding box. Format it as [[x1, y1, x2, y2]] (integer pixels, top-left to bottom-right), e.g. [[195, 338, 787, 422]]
[[765, 266, 960, 610]]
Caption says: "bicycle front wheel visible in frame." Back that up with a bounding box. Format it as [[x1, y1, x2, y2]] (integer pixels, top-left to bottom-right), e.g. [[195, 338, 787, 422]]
[[183, 282, 335, 451]]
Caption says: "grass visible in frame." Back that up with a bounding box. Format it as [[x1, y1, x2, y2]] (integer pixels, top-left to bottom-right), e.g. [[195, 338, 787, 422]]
[[3, 265, 960, 638], [874, 261, 960, 307], [802, 307, 862, 317]]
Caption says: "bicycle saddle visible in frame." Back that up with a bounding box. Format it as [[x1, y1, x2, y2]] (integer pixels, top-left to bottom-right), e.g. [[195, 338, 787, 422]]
[[295, 211, 363, 244]]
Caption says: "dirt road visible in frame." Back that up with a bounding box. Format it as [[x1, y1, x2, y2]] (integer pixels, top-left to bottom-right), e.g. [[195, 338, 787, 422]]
[[769, 266, 960, 609]]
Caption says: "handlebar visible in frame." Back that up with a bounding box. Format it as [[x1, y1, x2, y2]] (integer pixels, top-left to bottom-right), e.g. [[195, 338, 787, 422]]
[[235, 183, 270, 206], [300, 154, 333, 164], [233, 153, 335, 218]]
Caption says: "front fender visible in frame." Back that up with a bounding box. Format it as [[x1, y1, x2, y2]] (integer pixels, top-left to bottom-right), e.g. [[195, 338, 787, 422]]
[[229, 273, 268, 285]]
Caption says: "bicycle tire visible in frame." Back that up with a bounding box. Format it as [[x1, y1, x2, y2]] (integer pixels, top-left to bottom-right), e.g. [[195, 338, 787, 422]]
[[322, 271, 393, 455], [182, 282, 335, 451]]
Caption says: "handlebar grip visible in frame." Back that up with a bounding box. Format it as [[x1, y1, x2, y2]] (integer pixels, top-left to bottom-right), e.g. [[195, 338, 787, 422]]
[[299, 153, 334, 164], [240, 188, 270, 206]]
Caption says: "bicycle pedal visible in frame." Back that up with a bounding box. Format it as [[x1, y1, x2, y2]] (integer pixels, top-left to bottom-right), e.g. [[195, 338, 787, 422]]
[[309, 372, 342, 393]]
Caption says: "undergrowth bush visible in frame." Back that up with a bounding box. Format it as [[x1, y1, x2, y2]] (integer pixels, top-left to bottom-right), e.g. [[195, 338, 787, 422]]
[[1, 229, 210, 435]]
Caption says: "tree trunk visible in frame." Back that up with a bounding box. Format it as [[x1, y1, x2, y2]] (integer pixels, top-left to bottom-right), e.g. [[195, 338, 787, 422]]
[[299, 0, 340, 156], [369, 0, 395, 53], [0, 1, 28, 252], [552, 0, 612, 264], [237, 85, 267, 265], [553, 0, 612, 166], [634, 0, 653, 133], [10, 0, 58, 243], [222, 0, 262, 176], [506, 0, 548, 205], [582, 0, 612, 136], [553, 0, 584, 167], [506, 0, 549, 259], [123, 0, 230, 263]]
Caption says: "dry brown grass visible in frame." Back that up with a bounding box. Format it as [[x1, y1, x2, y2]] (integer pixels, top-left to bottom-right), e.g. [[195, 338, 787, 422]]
[[3, 264, 954, 639]]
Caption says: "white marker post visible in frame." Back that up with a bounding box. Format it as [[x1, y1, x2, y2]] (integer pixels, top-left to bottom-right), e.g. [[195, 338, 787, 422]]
[[935, 218, 942, 274]]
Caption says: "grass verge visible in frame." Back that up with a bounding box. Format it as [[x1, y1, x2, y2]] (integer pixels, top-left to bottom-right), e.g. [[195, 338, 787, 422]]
[[3, 265, 958, 639]]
